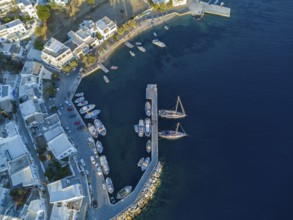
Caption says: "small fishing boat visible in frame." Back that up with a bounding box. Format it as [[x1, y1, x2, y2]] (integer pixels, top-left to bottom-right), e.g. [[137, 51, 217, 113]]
[[116, 186, 132, 200], [84, 110, 101, 119], [111, 66, 118, 70], [137, 46, 146, 52], [96, 140, 104, 153], [152, 39, 166, 48], [100, 155, 110, 175], [153, 32, 157, 37], [141, 157, 150, 171], [106, 177, 114, 194], [74, 97, 85, 103], [146, 139, 151, 153], [138, 119, 144, 137], [94, 119, 106, 136], [75, 92, 84, 97], [145, 118, 151, 137], [124, 42, 134, 48], [77, 100, 88, 106], [129, 51, 136, 57], [145, 101, 151, 116], [88, 123, 98, 139], [164, 25, 169, 30], [134, 124, 138, 133], [137, 157, 144, 167], [79, 104, 95, 114], [136, 42, 142, 46], [103, 75, 109, 83]]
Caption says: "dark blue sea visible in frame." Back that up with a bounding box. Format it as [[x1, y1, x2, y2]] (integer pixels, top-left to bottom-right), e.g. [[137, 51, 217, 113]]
[[77, 1, 293, 219]]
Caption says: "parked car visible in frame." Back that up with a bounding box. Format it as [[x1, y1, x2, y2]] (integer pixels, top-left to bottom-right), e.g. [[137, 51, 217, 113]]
[[90, 156, 95, 164], [96, 166, 103, 176], [65, 100, 72, 106], [92, 199, 97, 209], [80, 159, 85, 166]]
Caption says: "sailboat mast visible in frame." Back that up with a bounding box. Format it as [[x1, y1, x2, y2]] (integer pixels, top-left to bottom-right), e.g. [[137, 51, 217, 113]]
[[175, 96, 179, 112], [176, 122, 180, 133], [178, 96, 186, 115]]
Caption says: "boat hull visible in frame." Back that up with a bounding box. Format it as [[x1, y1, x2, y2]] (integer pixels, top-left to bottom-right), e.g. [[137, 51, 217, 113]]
[[159, 110, 186, 119], [116, 186, 132, 200], [159, 131, 187, 140]]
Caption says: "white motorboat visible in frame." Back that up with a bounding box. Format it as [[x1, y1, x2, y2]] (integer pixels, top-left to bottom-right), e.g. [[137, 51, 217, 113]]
[[152, 39, 166, 48], [129, 50, 136, 57], [137, 46, 146, 52], [77, 100, 88, 107], [145, 118, 151, 137], [88, 123, 98, 139], [84, 110, 101, 119], [106, 177, 114, 194], [103, 75, 109, 83], [138, 119, 144, 137], [79, 104, 95, 114], [145, 101, 151, 116], [94, 119, 106, 136], [74, 97, 85, 103], [75, 92, 84, 97], [96, 140, 104, 153]]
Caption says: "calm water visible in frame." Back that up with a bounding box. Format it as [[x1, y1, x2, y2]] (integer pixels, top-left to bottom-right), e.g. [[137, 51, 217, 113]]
[[78, 1, 293, 219]]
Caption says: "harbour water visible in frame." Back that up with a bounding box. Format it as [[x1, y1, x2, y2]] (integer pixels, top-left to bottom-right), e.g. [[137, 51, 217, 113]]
[[77, 0, 293, 219]]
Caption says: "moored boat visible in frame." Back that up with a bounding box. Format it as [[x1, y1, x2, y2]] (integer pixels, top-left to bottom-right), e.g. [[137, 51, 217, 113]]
[[146, 139, 151, 153], [152, 39, 166, 48], [137, 157, 144, 167], [111, 66, 118, 70], [124, 42, 134, 48], [100, 155, 110, 175], [164, 25, 169, 30], [159, 123, 187, 140], [141, 157, 150, 171], [88, 123, 98, 138], [116, 186, 132, 200], [145, 118, 151, 137], [145, 101, 151, 116], [77, 100, 88, 106], [75, 92, 84, 97], [84, 110, 100, 119], [153, 32, 157, 37], [103, 75, 109, 83], [137, 46, 146, 52], [74, 97, 85, 103], [159, 96, 186, 119], [134, 124, 138, 133], [136, 42, 142, 46], [106, 177, 114, 194], [94, 119, 106, 136], [138, 119, 144, 137], [79, 104, 95, 114], [96, 140, 104, 153], [129, 50, 136, 57]]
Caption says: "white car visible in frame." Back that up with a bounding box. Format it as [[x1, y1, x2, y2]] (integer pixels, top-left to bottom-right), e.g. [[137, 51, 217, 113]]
[[80, 159, 85, 166], [96, 166, 103, 176], [90, 156, 95, 164], [65, 100, 72, 106]]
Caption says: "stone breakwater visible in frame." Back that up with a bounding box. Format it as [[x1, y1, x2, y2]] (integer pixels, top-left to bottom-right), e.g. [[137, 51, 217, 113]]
[[113, 162, 163, 220]]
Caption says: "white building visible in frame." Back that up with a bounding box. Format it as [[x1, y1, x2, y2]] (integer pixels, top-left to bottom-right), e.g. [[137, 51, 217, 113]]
[[50, 205, 79, 220], [23, 199, 46, 220], [0, 19, 27, 43], [51, 0, 71, 6], [96, 16, 117, 40], [151, 0, 169, 4], [79, 20, 97, 36], [8, 155, 39, 187], [43, 119, 77, 160], [41, 38, 75, 69], [0, 43, 25, 59], [0, 84, 14, 103], [47, 179, 84, 204], [0, 0, 16, 16], [172, 0, 187, 7], [17, 0, 37, 19]]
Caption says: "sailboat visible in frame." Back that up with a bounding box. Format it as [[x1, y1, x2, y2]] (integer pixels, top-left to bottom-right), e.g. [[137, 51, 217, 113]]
[[159, 122, 187, 140], [159, 96, 186, 119]]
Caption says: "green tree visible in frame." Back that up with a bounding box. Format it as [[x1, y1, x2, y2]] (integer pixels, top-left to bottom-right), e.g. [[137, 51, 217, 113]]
[[39, 154, 47, 162], [62, 65, 72, 73], [51, 72, 59, 81], [96, 32, 103, 40], [3, 17, 11, 23], [86, 0, 95, 5], [117, 27, 125, 35], [45, 86, 57, 97], [34, 38, 44, 50], [82, 54, 96, 67], [37, 6, 51, 22], [68, 60, 78, 68]]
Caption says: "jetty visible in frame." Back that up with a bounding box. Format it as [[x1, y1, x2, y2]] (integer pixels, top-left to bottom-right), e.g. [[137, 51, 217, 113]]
[[96, 84, 159, 219], [188, 0, 231, 18], [99, 63, 109, 73]]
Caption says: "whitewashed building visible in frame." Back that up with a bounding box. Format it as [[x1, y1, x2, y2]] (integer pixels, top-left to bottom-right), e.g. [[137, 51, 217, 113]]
[[41, 38, 75, 69], [0, 19, 27, 43], [52, 0, 71, 6], [17, 0, 37, 19], [0, 0, 16, 16], [96, 16, 117, 40], [0, 43, 25, 59]]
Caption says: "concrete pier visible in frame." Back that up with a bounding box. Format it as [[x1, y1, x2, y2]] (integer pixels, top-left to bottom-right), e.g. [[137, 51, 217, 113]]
[[188, 0, 231, 18]]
